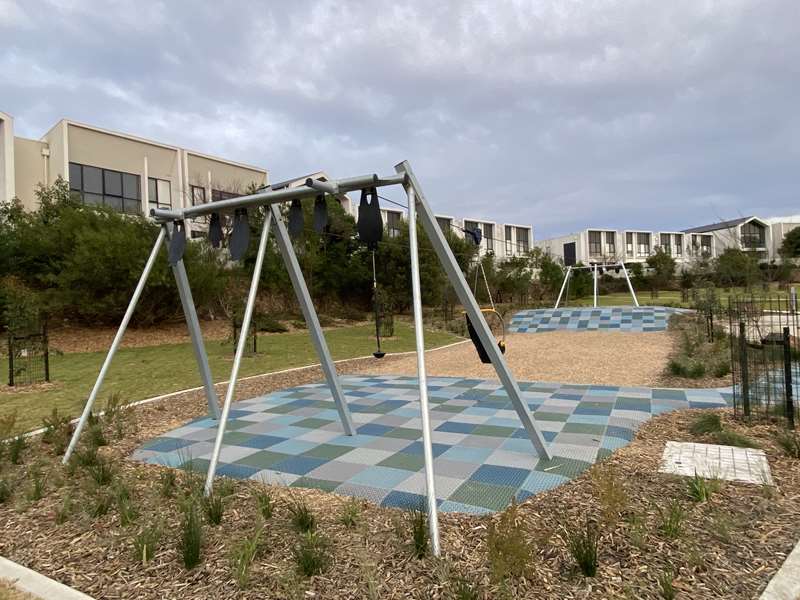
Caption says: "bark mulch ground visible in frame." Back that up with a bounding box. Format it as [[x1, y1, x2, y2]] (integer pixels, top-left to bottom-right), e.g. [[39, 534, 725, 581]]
[[1, 350, 798, 599]]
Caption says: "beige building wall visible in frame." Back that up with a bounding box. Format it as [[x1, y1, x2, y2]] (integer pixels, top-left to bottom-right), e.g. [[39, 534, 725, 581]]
[[40, 120, 68, 184], [0, 111, 15, 203], [13, 137, 48, 211]]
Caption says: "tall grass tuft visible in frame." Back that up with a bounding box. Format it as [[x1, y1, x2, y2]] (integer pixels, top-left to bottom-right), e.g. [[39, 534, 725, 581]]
[[658, 568, 676, 599], [293, 531, 331, 577], [230, 525, 263, 588], [254, 489, 273, 520], [339, 498, 361, 528], [775, 431, 800, 458], [565, 518, 599, 577], [712, 430, 759, 448], [687, 472, 719, 502], [202, 493, 224, 526], [180, 502, 203, 569], [133, 523, 162, 564], [591, 463, 627, 524], [114, 483, 139, 526], [289, 498, 316, 533], [658, 500, 685, 538], [159, 469, 177, 498], [9, 435, 26, 464], [689, 413, 722, 436], [486, 500, 531, 580], [41, 408, 73, 455], [88, 457, 115, 487], [26, 468, 47, 502], [409, 506, 429, 559], [0, 479, 10, 504]]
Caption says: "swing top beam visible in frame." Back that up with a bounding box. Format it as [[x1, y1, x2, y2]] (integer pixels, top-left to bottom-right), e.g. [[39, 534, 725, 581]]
[[150, 172, 408, 222]]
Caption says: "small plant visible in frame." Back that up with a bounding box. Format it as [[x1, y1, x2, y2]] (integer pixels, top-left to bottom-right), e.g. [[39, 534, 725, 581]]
[[591, 463, 627, 524], [74, 444, 99, 467], [410, 506, 429, 559], [289, 498, 316, 533], [689, 413, 722, 436], [712, 429, 759, 448], [180, 501, 203, 569], [626, 513, 647, 549], [658, 568, 676, 600], [0, 479, 11, 504], [87, 422, 107, 448], [55, 494, 73, 524], [486, 500, 531, 580], [339, 498, 361, 528], [41, 408, 73, 455], [133, 523, 162, 564], [216, 477, 236, 498], [254, 489, 273, 520], [775, 430, 800, 458], [202, 493, 224, 526], [9, 435, 26, 464], [712, 361, 731, 378], [159, 469, 177, 498], [104, 392, 131, 439], [687, 472, 719, 502], [90, 492, 113, 517], [88, 458, 115, 487], [114, 483, 139, 526], [450, 575, 480, 600], [230, 525, 263, 588], [27, 468, 46, 502], [293, 531, 331, 577], [0, 411, 17, 439], [710, 511, 734, 543], [565, 518, 599, 577], [658, 500, 685, 538]]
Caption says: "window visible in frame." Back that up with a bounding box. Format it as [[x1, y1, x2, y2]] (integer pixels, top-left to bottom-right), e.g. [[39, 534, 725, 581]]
[[660, 233, 671, 254], [483, 223, 494, 253], [212, 189, 240, 202], [604, 231, 615, 255], [674, 234, 683, 256], [741, 221, 765, 249], [436, 217, 452, 233], [505, 225, 513, 256], [68, 162, 140, 213], [191, 185, 206, 206], [701, 235, 712, 257], [148, 178, 172, 211], [588, 231, 602, 256], [386, 211, 402, 238], [517, 227, 529, 254], [626, 232, 634, 256], [636, 232, 650, 257]]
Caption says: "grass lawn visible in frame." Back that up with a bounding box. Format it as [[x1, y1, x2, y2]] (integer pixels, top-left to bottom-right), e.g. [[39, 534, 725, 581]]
[[1, 323, 460, 434], [564, 286, 789, 308]]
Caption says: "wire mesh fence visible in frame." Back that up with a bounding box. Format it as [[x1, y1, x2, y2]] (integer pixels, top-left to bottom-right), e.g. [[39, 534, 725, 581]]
[[7, 324, 51, 387], [727, 294, 798, 429]]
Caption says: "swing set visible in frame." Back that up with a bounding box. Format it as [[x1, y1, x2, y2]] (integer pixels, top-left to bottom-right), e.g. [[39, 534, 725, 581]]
[[60, 161, 552, 556], [554, 261, 640, 309]]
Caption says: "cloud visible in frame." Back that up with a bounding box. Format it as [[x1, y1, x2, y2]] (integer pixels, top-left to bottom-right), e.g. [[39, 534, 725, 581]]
[[1, 0, 798, 237]]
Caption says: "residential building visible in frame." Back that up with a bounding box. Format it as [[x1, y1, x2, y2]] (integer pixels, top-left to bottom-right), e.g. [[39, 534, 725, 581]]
[[683, 216, 770, 260], [0, 111, 268, 237]]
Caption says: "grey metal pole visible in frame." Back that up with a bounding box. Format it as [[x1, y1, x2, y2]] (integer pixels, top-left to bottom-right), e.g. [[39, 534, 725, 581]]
[[620, 261, 640, 307], [593, 264, 598, 308], [554, 266, 571, 309], [204, 211, 272, 495], [171, 258, 221, 419], [63, 226, 167, 463], [269, 204, 355, 435], [396, 160, 551, 460], [406, 185, 440, 556]]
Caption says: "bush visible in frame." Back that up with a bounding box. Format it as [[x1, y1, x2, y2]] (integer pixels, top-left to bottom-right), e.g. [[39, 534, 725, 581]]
[[293, 531, 331, 577], [180, 502, 203, 569], [713, 430, 760, 448], [255, 315, 288, 333], [689, 414, 722, 436], [88, 458, 116, 486], [289, 499, 316, 533]]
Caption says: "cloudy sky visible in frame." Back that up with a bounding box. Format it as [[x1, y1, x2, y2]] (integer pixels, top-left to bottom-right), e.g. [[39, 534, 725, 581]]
[[2, 0, 798, 238]]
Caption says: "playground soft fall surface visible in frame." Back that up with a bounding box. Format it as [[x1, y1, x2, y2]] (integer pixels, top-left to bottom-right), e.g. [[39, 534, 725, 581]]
[[1, 326, 799, 599]]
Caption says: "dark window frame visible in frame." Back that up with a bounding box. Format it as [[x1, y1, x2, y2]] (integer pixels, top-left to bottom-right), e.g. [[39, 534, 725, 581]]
[[68, 162, 141, 214], [148, 177, 172, 211], [588, 230, 602, 256], [517, 227, 529, 254]]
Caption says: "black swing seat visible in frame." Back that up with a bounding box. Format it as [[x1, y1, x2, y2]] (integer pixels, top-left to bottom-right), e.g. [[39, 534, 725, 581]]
[[466, 315, 506, 364]]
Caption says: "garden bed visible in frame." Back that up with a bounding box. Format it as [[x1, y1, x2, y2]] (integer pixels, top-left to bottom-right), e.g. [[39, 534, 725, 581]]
[[1, 367, 798, 598]]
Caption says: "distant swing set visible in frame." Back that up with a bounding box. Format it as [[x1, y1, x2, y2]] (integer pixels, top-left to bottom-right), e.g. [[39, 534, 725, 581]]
[[61, 161, 552, 556], [554, 261, 640, 309]]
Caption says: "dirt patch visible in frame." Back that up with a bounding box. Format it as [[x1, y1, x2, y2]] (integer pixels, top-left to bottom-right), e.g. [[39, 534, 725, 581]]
[[357, 331, 675, 387]]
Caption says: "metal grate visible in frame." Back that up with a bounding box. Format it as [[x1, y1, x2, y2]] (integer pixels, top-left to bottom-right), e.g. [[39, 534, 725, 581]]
[[7, 325, 50, 387], [728, 294, 798, 429]]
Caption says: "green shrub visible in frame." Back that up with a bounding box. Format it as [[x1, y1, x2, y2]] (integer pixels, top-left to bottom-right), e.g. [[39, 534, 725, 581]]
[[230, 525, 262, 588], [775, 431, 800, 458], [0, 479, 11, 504], [74, 444, 99, 467], [658, 500, 685, 538], [486, 501, 531, 580], [256, 315, 288, 333], [712, 361, 731, 378], [180, 502, 203, 569], [88, 458, 115, 486], [689, 413, 722, 436], [565, 519, 599, 577], [90, 492, 113, 517], [712, 430, 760, 448], [133, 523, 162, 564], [293, 531, 331, 577], [254, 489, 273, 520], [289, 499, 316, 533], [26, 468, 46, 502], [9, 435, 26, 464], [114, 483, 139, 526], [202, 493, 224, 526], [87, 422, 107, 448], [339, 498, 361, 528]]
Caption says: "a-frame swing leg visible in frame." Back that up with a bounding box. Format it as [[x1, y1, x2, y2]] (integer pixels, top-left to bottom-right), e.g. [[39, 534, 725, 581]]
[[268, 204, 355, 436], [396, 161, 551, 461], [63, 226, 168, 463], [204, 211, 272, 495], [171, 248, 221, 420], [555, 266, 572, 309], [620, 261, 639, 307]]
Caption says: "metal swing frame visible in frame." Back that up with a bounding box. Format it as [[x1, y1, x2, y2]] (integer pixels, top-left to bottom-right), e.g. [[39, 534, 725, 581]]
[[554, 261, 639, 309], [62, 160, 551, 556]]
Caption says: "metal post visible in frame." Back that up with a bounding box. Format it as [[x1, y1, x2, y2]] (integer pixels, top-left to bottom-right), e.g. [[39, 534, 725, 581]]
[[620, 261, 640, 307], [269, 204, 355, 435], [42, 322, 50, 383], [406, 184, 440, 557], [593, 264, 598, 307], [172, 257, 221, 419], [396, 160, 551, 460], [555, 266, 571, 309], [205, 211, 272, 495], [63, 226, 168, 463], [7, 333, 13, 387], [783, 326, 795, 430], [739, 321, 750, 418]]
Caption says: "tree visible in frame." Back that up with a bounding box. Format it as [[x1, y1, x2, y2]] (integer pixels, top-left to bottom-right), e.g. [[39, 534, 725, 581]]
[[779, 226, 800, 260], [714, 248, 761, 289], [537, 253, 564, 298], [646, 248, 677, 290]]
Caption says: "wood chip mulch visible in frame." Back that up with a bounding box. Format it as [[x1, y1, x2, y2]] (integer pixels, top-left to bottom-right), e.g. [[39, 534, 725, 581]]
[[1, 357, 798, 599]]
